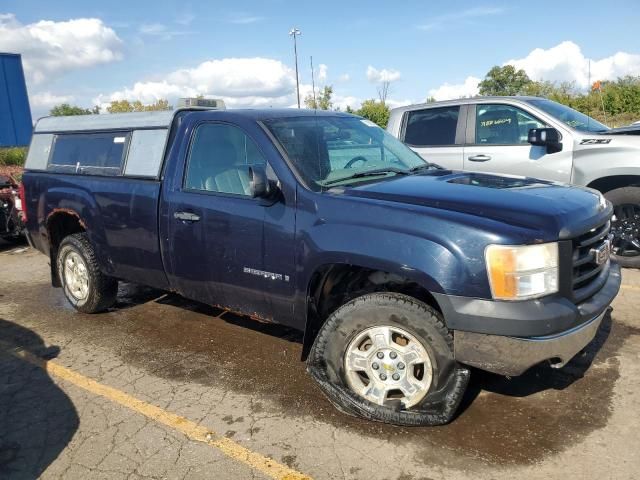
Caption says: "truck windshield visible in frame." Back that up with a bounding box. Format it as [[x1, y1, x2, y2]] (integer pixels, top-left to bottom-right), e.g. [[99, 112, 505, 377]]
[[264, 116, 429, 190], [525, 98, 609, 133]]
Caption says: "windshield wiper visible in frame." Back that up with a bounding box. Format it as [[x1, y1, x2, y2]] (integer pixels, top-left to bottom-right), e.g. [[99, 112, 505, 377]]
[[322, 167, 408, 186]]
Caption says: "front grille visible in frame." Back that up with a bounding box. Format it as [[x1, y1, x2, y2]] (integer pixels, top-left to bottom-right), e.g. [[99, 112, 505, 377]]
[[571, 220, 611, 303]]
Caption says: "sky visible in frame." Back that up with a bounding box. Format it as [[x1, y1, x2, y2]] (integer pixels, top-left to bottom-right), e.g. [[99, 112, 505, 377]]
[[1, 0, 640, 119]]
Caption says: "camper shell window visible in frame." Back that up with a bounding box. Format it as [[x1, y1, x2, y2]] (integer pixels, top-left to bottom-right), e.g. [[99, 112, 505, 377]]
[[48, 131, 130, 175]]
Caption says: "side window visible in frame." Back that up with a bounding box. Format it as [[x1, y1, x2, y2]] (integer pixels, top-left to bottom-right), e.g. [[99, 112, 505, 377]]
[[124, 129, 168, 178], [185, 123, 266, 196], [49, 132, 129, 175], [403, 106, 460, 147], [476, 104, 546, 145]]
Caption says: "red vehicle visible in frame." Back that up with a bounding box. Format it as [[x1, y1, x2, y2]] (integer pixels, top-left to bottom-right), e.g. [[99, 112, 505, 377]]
[[0, 173, 25, 242]]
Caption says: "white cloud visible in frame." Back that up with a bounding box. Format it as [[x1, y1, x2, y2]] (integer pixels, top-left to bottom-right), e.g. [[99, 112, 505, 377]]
[[317, 64, 328, 83], [94, 57, 297, 109], [227, 14, 264, 25], [0, 13, 123, 84], [418, 6, 504, 31], [139, 23, 165, 35], [366, 66, 401, 83], [332, 94, 361, 111], [428, 76, 481, 100], [506, 41, 640, 89], [338, 73, 350, 82], [138, 23, 192, 40], [30, 91, 75, 108]]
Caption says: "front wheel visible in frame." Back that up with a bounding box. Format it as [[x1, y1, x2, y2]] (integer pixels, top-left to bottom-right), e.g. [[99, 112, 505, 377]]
[[57, 233, 118, 313], [605, 187, 640, 268], [307, 292, 469, 426]]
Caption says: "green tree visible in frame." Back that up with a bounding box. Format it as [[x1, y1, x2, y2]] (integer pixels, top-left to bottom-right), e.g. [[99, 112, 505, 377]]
[[356, 99, 390, 128], [107, 99, 172, 113], [478, 65, 533, 96], [49, 104, 98, 116], [0, 147, 27, 166], [304, 86, 333, 110]]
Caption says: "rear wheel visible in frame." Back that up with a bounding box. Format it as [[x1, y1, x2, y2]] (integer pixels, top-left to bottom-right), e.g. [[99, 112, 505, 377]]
[[307, 292, 469, 426], [605, 187, 640, 268], [57, 233, 117, 313]]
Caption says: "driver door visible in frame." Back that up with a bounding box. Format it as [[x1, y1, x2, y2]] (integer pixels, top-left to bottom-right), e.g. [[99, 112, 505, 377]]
[[162, 122, 272, 319]]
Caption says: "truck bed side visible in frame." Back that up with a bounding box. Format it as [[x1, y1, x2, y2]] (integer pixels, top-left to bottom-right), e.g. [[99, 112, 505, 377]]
[[23, 172, 169, 290]]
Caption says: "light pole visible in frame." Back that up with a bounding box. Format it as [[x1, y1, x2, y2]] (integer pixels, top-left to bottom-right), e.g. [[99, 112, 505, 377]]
[[289, 27, 301, 108]]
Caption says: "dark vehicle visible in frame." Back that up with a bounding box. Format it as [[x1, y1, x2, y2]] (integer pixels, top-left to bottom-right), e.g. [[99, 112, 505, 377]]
[[0, 173, 25, 242], [21, 100, 621, 426]]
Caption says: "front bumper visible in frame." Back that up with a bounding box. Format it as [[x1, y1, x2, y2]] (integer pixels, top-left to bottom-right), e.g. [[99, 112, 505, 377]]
[[434, 263, 621, 376]]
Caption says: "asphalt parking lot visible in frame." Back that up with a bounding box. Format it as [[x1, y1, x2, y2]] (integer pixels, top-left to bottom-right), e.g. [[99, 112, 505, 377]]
[[1, 239, 639, 480]]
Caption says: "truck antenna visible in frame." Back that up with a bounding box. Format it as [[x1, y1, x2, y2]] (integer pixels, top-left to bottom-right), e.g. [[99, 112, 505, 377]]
[[587, 60, 591, 130]]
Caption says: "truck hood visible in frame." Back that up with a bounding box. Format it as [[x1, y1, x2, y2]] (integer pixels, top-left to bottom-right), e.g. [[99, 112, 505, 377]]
[[341, 171, 610, 239]]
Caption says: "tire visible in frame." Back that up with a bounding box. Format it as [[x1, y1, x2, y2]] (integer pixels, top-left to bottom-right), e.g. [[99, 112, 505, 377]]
[[57, 233, 117, 313], [307, 292, 470, 426], [605, 186, 640, 268]]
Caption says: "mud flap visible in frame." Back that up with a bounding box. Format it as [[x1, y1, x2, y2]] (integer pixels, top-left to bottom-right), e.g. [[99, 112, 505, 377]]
[[307, 360, 470, 426]]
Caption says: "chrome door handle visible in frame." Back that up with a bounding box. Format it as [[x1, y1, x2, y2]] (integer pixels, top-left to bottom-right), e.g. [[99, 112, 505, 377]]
[[174, 211, 201, 222], [468, 154, 491, 162]]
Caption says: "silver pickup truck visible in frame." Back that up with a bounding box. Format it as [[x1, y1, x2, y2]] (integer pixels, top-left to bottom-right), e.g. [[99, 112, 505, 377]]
[[387, 96, 640, 267]]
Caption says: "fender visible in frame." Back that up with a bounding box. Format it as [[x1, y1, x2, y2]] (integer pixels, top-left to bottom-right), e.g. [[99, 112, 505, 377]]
[[299, 227, 467, 297], [579, 167, 640, 191], [295, 222, 486, 352], [40, 184, 113, 275], [573, 137, 640, 187]]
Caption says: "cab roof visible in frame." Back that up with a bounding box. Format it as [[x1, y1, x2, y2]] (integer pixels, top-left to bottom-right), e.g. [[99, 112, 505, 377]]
[[388, 96, 543, 114]]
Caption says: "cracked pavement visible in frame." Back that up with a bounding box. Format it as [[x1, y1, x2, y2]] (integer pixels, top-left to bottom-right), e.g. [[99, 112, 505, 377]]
[[1, 239, 639, 479]]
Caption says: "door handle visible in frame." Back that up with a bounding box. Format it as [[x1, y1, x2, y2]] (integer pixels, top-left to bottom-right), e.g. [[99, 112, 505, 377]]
[[174, 211, 201, 223], [468, 154, 491, 162]]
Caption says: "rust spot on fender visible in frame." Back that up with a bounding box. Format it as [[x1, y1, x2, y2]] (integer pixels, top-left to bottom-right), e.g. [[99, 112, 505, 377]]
[[47, 208, 87, 230]]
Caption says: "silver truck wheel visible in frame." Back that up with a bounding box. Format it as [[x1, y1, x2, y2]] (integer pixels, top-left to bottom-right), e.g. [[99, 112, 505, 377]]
[[57, 233, 118, 313], [62, 251, 90, 301], [344, 325, 433, 408]]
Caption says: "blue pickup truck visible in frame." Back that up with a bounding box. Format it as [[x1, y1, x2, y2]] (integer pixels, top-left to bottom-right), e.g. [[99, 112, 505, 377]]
[[21, 100, 621, 425]]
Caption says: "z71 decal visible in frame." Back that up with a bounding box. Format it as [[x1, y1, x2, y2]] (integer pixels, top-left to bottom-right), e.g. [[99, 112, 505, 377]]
[[580, 138, 612, 145]]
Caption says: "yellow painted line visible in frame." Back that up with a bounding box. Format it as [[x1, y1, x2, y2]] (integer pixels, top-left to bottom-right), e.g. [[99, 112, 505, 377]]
[[9, 347, 312, 480], [621, 284, 640, 291]]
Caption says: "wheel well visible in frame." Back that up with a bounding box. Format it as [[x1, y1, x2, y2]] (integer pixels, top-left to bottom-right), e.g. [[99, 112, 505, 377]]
[[301, 264, 441, 360], [47, 210, 86, 287], [586, 175, 640, 194]]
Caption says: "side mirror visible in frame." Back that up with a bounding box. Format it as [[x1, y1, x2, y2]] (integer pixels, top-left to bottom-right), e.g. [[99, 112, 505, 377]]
[[249, 165, 278, 199], [528, 127, 562, 153]]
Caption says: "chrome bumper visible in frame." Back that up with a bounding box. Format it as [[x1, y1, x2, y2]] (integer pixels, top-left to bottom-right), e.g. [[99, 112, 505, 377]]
[[454, 309, 606, 376]]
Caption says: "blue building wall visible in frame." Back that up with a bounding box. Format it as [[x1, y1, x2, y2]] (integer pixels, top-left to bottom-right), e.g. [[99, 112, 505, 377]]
[[0, 53, 33, 147]]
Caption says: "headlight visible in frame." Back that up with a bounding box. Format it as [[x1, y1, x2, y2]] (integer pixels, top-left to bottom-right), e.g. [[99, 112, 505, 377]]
[[598, 192, 608, 210], [485, 243, 558, 300]]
